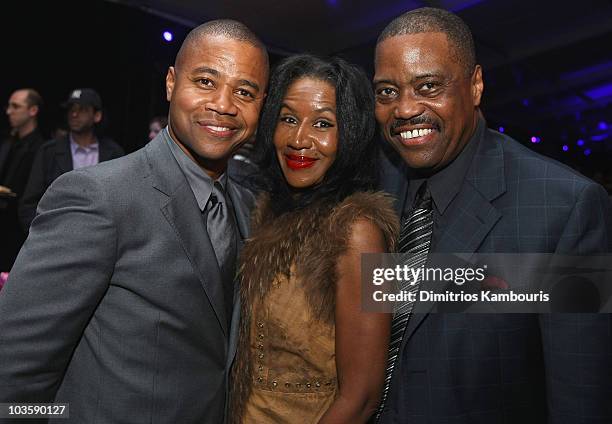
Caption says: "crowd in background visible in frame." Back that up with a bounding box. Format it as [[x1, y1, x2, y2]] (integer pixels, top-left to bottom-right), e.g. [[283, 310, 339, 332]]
[[0, 88, 171, 271]]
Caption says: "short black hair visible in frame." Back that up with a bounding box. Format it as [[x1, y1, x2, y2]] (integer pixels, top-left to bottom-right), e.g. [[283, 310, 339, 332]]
[[175, 19, 268, 70], [251, 54, 378, 215], [377, 7, 476, 75]]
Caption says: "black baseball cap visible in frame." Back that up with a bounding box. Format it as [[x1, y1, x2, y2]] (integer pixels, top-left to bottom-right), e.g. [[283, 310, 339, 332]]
[[62, 88, 102, 110]]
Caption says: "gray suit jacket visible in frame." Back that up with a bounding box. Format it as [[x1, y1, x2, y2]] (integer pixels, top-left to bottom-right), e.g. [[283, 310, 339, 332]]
[[379, 127, 612, 424], [0, 134, 255, 423]]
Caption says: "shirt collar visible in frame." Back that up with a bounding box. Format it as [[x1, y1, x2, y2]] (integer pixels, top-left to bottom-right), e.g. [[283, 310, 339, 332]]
[[69, 133, 99, 154], [163, 128, 227, 211], [405, 117, 485, 215]]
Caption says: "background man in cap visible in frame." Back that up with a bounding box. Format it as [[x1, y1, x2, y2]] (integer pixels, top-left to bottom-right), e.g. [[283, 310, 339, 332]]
[[0, 19, 268, 423], [0, 88, 45, 270], [19, 87, 123, 229], [374, 7, 612, 423]]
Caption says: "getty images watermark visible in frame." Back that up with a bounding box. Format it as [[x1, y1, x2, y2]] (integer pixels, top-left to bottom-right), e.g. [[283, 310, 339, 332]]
[[361, 253, 612, 313]]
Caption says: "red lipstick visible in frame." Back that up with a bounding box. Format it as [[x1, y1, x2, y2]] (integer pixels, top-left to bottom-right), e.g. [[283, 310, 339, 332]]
[[285, 154, 317, 170]]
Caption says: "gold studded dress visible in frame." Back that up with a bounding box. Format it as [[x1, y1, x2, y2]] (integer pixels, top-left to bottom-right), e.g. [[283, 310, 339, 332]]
[[229, 192, 398, 424]]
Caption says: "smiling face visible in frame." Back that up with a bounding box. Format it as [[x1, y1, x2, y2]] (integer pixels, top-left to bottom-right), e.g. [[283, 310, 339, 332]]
[[374, 32, 483, 172], [274, 77, 338, 189], [165, 34, 268, 176]]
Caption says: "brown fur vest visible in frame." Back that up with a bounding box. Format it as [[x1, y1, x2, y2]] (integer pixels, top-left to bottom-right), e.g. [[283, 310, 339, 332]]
[[229, 191, 399, 422]]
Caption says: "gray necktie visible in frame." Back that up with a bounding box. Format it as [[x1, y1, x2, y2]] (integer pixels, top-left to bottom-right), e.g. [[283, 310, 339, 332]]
[[205, 181, 237, 321]]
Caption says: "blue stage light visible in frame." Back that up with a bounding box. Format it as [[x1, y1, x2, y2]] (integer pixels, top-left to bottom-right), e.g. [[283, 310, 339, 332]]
[[584, 149, 592, 156], [562, 145, 569, 151], [498, 126, 504, 133], [163, 31, 173, 42], [576, 139, 585, 146]]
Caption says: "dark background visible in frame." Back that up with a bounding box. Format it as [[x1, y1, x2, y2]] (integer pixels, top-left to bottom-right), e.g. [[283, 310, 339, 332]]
[[3, 0, 186, 153], [3, 0, 612, 189]]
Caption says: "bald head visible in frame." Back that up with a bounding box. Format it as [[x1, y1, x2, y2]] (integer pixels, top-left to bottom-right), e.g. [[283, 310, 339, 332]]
[[12, 88, 43, 109], [175, 19, 268, 71], [377, 7, 476, 76], [164, 19, 269, 178]]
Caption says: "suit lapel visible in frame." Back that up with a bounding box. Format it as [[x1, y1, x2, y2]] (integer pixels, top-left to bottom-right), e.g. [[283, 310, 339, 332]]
[[401, 128, 506, 343], [226, 181, 254, 242], [435, 183, 503, 254], [225, 180, 256, 371], [402, 183, 502, 341], [99, 138, 114, 161], [55, 136, 73, 173], [145, 135, 229, 336]]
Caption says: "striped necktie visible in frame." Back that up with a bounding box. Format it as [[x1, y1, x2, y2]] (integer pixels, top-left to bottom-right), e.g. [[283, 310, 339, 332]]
[[375, 181, 433, 420]]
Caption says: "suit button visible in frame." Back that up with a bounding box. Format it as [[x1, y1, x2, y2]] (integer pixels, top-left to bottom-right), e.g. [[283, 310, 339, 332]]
[[258, 365, 263, 371], [285, 382, 291, 388], [258, 322, 264, 328], [306, 383, 311, 388], [258, 353, 264, 359], [258, 333, 264, 339], [315, 382, 321, 387], [257, 344, 263, 350], [257, 377, 263, 383], [272, 381, 278, 387]]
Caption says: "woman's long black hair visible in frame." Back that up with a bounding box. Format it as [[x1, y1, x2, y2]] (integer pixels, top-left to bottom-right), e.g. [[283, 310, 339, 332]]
[[251, 54, 378, 216]]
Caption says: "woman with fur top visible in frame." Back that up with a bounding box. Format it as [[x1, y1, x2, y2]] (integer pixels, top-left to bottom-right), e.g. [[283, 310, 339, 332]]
[[230, 54, 399, 423]]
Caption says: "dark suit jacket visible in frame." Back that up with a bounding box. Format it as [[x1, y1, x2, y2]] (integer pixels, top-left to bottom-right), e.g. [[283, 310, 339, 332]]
[[379, 127, 612, 424], [0, 129, 45, 198], [0, 129, 45, 270], [0, 134, 255, 423], [18, 134, 124, 230]]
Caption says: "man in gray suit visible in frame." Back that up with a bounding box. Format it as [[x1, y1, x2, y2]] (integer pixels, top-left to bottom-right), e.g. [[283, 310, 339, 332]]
[[374, 8, 612, 424], [0, 19, 268, 423]]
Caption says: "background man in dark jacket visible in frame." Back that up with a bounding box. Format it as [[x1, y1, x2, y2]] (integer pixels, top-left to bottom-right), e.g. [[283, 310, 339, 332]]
[[0, 88, 45, 270], [19, 87, 124, 230]]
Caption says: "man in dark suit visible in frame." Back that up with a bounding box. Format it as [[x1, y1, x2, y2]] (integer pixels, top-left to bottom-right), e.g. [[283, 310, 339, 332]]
[[0, 88, 45, 270], [19, 88, 124, 230], [0, 19, 268, 423], [373, 8, 612, 424]]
